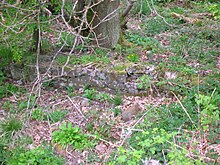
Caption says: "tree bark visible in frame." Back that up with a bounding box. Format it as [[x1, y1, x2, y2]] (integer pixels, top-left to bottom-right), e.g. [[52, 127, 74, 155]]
[[91, 0, 120, 48]]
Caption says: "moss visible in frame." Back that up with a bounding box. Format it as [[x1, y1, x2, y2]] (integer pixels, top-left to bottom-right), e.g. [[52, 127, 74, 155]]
[[111, 62, 133, 72]]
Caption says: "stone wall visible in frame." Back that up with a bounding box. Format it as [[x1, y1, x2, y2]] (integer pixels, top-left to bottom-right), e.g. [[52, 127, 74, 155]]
[[5, 55, 157, 95]]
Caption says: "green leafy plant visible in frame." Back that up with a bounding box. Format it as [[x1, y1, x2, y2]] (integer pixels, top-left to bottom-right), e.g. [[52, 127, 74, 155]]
[[56, 56, 68, 65], [0, 117, 23, 134], [32, 108, 44, 121], [195, 93, 219, 130], [209, 3, 220, 20], [86, 123, 94, 132], [52, 122, 92, 150], [126, 33, 161, 52], [66, 86, 75, 97], [137, 75, 152, 90], [141, 17, 175, 36], [167, 144, 203, 165], [131, 0, 151, 15], [0, 82, 22, 98], [111, 108, 121, 117], [18, 96, 35, 111], [111, 126, 176, 164], [83, 88, 98, 100], [0, 46, 13, 68], [111, 94, 123, 106], [126, 54, 139, 62], [8, 146, 64, 165], [95, 92, 111, 102], [113, 146, 144, 165], [79, 54, 110, 64], [2, 101, 14, 111], [111, 124, 203, 164], [48, 110, 68, 123]]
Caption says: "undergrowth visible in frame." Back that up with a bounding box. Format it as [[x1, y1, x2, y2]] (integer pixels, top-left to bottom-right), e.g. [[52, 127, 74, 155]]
[[0, 0, 219, 164]]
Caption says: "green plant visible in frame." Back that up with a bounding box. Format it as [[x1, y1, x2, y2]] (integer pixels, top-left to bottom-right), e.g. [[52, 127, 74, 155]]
[[18, 96, 35, 111], [66, 86, 75, 97], [79, 54, 110, 64], [141, 17, 175, 36], [0, 46, 13, 68], [111, 94, 123, 106], [111, 126, 177, 164], [126, 33, 161, 52], [2, 101, 14, 111], [146, 95, 198, 132], [32, 108, 45, 121], [113, 147, 144, 165], [42, 80, 56, 89], [8, 146, 64, 165], [111, 124, 204, 164], [56, 56, 68, 65], [48, 110, 68, 123], [131, 0, 151, 15], [95, 48, 108, 56], [195, 93, 219, 130], [83, 88, 98, 100], [86, 123, 94, 132], [126, 54, 139, 62], [137, 75, 152, 90], [111, 108, 121, 117], [52, 122, 92, 150], [0, 82, 22, 98], [209, 3, 220, 19], [59, 32, 76, 47], [0, 117, 23, 134], [167, 144, 204, 165], [86, 151, 102, 164], [0, 141, 11, 164], [95, 92, 111, 102], [10, 45, 23, 63]]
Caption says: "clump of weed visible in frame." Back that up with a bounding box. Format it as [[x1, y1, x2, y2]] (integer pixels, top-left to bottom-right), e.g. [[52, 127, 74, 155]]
[[52, 122, 93, 150], [96, 92, 111, 102], [8, 146, 64, 165], [111, 94, 123, 106], [48, 110, 68, 123], [2, 101, 14, 111], [31, 108, 44, 121], [208, 3, 220, 20], [126, 54, 139, 62], [137, 75, 152, 90], [66, 86, 76, 97], [111, 108, 121, 117], [0, 117, 23, 134], [83, 88, 112, 102], [83, 88, 98, 100]]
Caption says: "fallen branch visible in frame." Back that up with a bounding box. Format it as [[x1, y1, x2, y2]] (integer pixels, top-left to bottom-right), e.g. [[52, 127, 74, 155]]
[[67, 95, 87, 120], [171, 12, 200, 24]]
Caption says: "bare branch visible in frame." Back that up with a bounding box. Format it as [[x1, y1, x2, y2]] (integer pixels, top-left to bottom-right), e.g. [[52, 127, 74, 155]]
[[0, 0, 21, 9], [122, 0, 136, 18]]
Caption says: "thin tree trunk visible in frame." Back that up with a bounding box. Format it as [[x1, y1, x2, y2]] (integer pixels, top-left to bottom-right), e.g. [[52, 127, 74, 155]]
[[92, 0, 120, 48], [32, 27, 41, 52]]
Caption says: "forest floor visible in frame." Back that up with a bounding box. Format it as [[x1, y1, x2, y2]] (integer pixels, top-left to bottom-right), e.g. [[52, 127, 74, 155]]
[[0, 1, 220, 165]]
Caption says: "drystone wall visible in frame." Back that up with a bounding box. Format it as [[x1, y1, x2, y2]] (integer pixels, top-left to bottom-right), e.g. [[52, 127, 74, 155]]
[[6, 55, 157, 95]]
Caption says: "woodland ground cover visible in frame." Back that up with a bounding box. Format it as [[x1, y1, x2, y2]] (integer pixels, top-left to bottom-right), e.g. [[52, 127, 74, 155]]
[[0, 0, 219, 164]]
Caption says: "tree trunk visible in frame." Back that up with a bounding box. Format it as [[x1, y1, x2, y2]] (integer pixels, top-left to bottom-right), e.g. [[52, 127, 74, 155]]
[[32, 27, 40, 52], [92, 0, 120, 48]]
